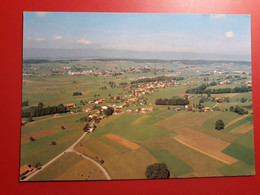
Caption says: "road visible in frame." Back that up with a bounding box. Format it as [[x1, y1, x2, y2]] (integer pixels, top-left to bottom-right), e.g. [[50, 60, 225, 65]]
[[23, 132, 111, 181]]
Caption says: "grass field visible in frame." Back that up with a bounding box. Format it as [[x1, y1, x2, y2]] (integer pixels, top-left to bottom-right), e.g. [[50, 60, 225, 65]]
[[30, 152, 106, 181], [20, 113, 87, 165], [148, 150, 193, 177]]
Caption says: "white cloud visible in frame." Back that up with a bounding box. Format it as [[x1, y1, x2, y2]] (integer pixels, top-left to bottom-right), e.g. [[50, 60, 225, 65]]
[[225, 31, 235, 38], [210, 14, 226, 19], [35, 38, 45, 42], [36, 12, 48, 17], [77, 39, 91, 45], [54, 35, 62, 40]]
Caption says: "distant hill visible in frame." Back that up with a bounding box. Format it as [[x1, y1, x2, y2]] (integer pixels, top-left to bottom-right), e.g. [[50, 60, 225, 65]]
[[23, 48, 251, 62]]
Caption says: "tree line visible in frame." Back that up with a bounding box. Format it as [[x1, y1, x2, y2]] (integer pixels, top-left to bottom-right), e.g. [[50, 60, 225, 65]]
[[22, 104, 68, 118], [131, 76, 184, 84], [186, 84, 251, 94], [155, 97, 189, 105], [73, 92, 82, 96]]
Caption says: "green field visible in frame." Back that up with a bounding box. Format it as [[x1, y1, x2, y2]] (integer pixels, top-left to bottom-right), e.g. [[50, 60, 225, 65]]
[[148, 150, 193, 177]]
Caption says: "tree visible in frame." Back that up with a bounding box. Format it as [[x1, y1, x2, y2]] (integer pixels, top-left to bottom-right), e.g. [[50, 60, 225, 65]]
[[27, 115, 33, 123], [83, 123, 90, 132], [229, 106, 234, 112], [241, 97, 247, 103], [61, 126, 65, 130], [29, 136, 36, 142], [215, 119, 225, 130], [145, 163, 170, 179], [50, 141, 57, 145], [104, 107, 114, 116], [234, 105, 246, 115], [38, 102, 44, 108]]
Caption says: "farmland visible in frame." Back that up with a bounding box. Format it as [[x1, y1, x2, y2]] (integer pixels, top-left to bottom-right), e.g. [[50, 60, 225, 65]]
[[20, 59, 255, 181]]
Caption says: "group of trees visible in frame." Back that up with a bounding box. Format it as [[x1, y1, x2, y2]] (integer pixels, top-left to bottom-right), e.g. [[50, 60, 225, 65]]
[[83, 123, 96, 132], [230, 105, 248, 115], [215, 119, 225, 130], [108, 81, 116, 88], [155, 97, 189, 105], [131, 76, 184, 84], [99, 86, 107, 90], [21, 104, 68, 118], [73, 92, 82, 96], [145, 163, 170, 179], [186, 84, 251, 94]]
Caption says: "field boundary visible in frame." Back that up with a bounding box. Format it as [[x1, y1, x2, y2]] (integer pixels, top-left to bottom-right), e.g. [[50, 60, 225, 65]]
[[104, 134, 141, 150]]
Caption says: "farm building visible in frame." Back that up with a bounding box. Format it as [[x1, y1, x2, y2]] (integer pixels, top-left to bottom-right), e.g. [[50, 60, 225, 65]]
[[101, 106, 108, 110], [174, 108, 182, 112], [203, 107, 212, 111], [84, 108, 92, 112], [114, 96, 120, 100], [185, 104, 196, 111], [20, 164, 35, 176], [215, 98, 224, 103], [95, 98, 106, 104], [65, 103, 76, 108]]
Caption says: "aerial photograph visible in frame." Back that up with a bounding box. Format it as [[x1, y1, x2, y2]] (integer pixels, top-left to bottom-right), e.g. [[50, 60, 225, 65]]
[[20, 12, 255, 181]]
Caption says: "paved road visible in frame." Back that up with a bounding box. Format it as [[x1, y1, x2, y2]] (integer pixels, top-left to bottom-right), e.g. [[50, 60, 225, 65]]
[[23, 132, 111, 181]]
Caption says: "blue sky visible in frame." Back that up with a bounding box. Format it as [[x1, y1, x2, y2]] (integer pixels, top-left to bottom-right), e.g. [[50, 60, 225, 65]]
[[23, 12, 251, 58]]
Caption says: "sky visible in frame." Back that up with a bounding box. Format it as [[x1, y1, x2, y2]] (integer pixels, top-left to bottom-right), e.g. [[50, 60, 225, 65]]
[[23, 12, 251, 60]]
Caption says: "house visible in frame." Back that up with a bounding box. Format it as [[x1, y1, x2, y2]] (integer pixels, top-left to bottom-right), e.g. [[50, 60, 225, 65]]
[[101, 106, 108, 110], [113, 110, 121, 115], [95, 98, 106, 104], [65, 103, 76, 108], [70, 111, 78, 114], [95, 100, 103, 104], [84, 108, 92, 112], [53, 113, 61, 117], [89, 128, 95, 133], [20, 164, 35, 176], [114, 96, 120, 100], [99, 115, 106, 119], [130, 97, 138, 102], [215, 98, 224, 103], [203, 107, 212, 112], [185, 104, 195, 111], [219, 80, 231, 85], [120, 103, 127, 108], [92, 114, 98, 118], [174, 108, 181, 112]]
